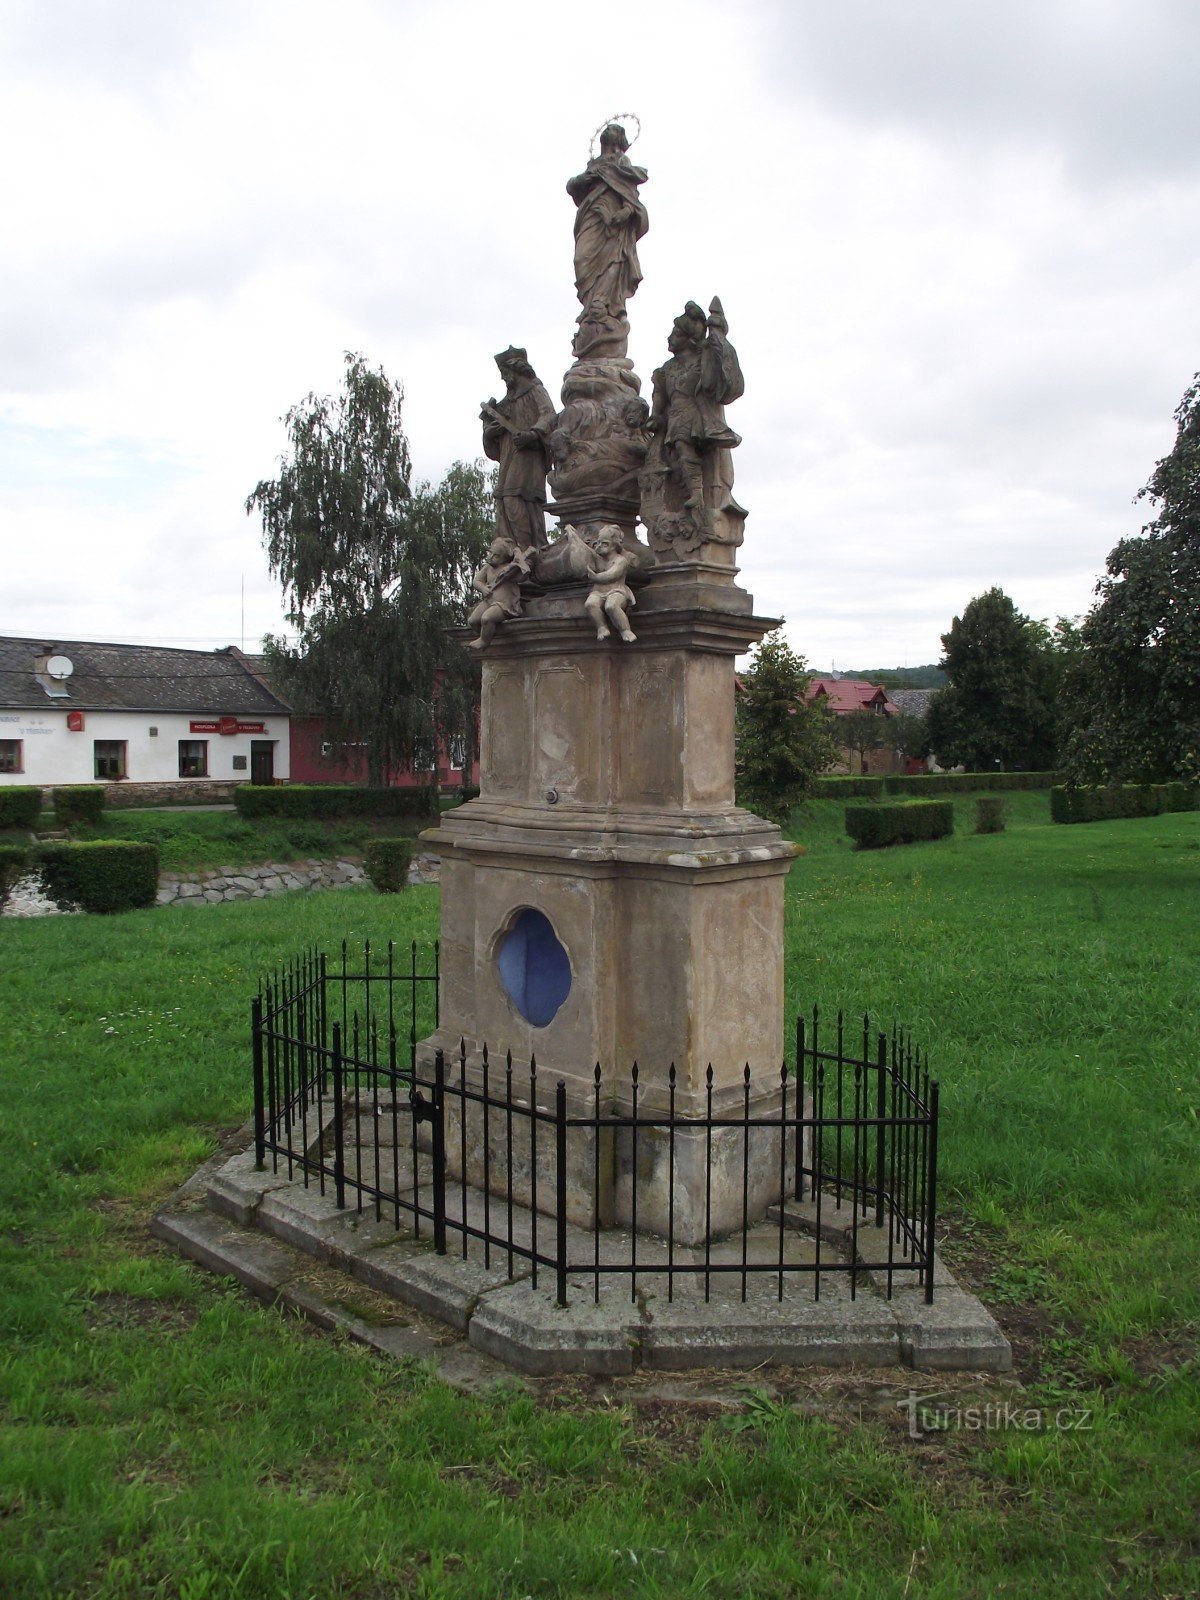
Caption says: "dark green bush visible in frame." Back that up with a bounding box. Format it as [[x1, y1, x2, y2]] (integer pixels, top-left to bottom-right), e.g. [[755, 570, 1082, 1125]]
[[975, 797, 1006, 834], [884, 771, 1057, 796], [37, 841, 159, 914], [363, 837, 415, 893], [235, 784, 437, 821], [845, 800, 955, 850], [0, 787, 42, 830], [52, 786, 106, 827], [815, 776, 885, 799], [1050, 783, 1200, 824], [0, 844, 32, 907]]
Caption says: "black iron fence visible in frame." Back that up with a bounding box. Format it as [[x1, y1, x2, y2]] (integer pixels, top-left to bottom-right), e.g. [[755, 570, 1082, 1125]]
[[252, 943, 939, 1307]]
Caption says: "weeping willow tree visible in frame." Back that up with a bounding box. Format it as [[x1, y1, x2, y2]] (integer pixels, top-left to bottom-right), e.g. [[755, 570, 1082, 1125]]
[[247, 352, 492, 786]]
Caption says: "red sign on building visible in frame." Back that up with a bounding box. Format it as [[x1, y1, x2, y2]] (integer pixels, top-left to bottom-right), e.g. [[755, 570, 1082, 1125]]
[[189, 719, 266, 735], [67, 711, 85, 732]]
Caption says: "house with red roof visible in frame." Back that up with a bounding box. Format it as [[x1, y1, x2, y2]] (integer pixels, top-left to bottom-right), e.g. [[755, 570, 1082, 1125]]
[[804, 677, 905, 775]]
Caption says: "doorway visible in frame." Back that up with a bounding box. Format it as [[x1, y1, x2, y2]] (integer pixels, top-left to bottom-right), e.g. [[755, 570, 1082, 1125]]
[[250, 741, 275, 785]]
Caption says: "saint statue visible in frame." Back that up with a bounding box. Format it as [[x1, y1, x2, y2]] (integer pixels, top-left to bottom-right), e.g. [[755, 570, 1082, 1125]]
[[566, 123, 649, 360], [644, 298, 746, 556], [481, 347, 556, 552]]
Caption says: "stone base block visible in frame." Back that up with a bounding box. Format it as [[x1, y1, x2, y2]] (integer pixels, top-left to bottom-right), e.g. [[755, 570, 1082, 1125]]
[[403, 1050, 810, 1247]]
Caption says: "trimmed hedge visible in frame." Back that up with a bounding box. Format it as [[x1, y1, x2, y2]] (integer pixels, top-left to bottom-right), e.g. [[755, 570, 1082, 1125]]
[[815, 776, 885, 799], [364, 837, 415, 893], [884, 771, 1058, 795], [975, 797, 1006, 835], [52, 786, 106, 827], [0, 786, 42, 830], [1050, 783, 1200, 825], [0, 844, 32, 907], [36, 841, 159, 914], [234, 784, 438, 821], [845, 800, 955, 850]]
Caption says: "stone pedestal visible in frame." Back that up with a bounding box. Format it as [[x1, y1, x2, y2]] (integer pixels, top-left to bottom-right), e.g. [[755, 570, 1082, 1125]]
[[422, 572, 799, 1237]]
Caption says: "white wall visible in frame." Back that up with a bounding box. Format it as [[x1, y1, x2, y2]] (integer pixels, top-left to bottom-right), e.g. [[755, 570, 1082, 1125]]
[[0, 710, 290, 785]]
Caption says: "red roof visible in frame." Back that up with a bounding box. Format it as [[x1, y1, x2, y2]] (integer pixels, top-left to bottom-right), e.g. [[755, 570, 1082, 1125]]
[[805, 678, 900, 716]]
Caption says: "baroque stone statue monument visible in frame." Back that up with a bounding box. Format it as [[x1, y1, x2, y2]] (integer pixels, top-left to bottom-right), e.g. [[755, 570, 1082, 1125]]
[[425, 123, 795, 1240]]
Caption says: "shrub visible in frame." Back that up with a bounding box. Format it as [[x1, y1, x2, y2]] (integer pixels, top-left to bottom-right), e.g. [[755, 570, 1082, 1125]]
[[1050, 783, 1200, 825], [363, 837, 415, 894], [235, 784, 437, 821], [884, 772, 1057, 796], [52, 786, 106, 827], [36, 841, 159, 914], [0, 844, 32, 908], [437, 783, 478, 811], [815, 776, 885, 799], [845, 800, 954, 850], [0, 787, 42, 830], [975, 797, 1006, 834]]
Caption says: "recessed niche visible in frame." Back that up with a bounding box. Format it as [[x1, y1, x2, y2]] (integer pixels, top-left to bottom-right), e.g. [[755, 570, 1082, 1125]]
[[496, 909, 571, 1027]]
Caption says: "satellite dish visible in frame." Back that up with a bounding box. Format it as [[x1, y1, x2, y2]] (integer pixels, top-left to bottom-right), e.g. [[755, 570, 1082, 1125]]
[[46, 655, 74, 680]]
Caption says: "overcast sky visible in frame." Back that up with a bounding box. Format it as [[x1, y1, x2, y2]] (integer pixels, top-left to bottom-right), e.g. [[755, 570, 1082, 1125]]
[[4, 0, 1199, 671]]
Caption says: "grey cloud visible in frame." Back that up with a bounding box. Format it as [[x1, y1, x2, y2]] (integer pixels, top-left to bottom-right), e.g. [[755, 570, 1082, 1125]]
[[761, 0, 1200, 182], [3, 0, 233, 91]]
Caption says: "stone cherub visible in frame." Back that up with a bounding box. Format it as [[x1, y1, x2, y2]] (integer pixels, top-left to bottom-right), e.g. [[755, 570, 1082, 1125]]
[[584, 525, 637, 642], [466, 536, 530, 650], [481, 347, 555, 552]]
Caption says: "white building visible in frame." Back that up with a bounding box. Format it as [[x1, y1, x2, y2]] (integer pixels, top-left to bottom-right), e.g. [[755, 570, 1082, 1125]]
[[0, 638, 291, 791]]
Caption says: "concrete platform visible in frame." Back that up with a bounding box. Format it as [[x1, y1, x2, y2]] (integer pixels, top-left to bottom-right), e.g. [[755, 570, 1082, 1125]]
[[153, 1127, 1011, 1377]]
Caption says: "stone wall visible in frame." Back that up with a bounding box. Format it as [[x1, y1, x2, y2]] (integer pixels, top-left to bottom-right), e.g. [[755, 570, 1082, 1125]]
[[156, 851, 441, 906], [4, 852, 441, 916], [36, 780, 244, 809], [156, 857, 366, 906], [103, 780, 243, 809]]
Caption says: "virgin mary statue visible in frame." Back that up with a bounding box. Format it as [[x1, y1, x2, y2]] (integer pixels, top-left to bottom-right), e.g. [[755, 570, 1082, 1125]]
[[566, 123, 649, 359]]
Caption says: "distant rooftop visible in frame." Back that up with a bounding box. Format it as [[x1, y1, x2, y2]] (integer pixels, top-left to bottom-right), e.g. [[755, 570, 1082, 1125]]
[[0, 637, 291, 716]]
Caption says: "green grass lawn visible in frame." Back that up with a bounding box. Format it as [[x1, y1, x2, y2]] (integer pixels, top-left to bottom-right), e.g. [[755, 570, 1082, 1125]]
[[1, 794, 1197, 1597]]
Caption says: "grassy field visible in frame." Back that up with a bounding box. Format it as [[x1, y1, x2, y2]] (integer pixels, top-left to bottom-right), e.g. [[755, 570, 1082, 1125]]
[[1, 792, 1197, 1597]]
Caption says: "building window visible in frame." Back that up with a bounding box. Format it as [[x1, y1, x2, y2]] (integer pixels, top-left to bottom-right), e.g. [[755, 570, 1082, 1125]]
[[94, 740, 127, 780], [0, 740, 23, 774], [449, 737, 467, 772], [178, 739, 208, 778]]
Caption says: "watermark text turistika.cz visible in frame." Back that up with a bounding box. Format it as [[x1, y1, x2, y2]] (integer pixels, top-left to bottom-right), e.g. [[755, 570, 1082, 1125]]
[[900, 1392, 1094, 1440]]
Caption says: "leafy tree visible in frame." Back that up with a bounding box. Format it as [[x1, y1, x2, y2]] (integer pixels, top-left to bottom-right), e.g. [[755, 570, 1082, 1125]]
[[840, 708, 887, 774], [735, 631, 839, 821], [1063, 375, 1200, 784], [889, 711, 931, 763], [247, 353, 492, 785], [926, 588, 1060, 771]]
